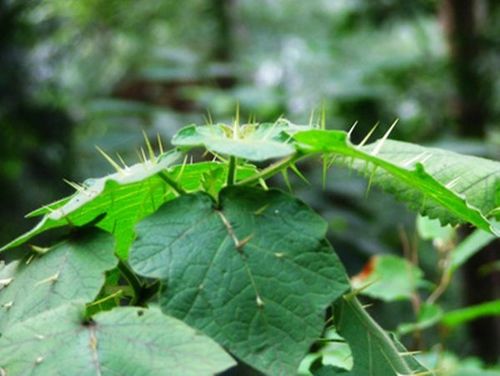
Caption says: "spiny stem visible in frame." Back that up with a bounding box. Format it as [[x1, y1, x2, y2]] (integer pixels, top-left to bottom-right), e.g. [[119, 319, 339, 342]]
[[159, 172, 186, 195], [227, 156, 237, 186], [117, 261, 143, 305], [236, 154, 302, 186]]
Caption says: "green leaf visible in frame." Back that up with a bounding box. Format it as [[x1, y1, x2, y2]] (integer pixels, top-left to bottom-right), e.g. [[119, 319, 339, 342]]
[[417, 215, 455, 243], [317, 296, 432, 375], [172, 121, 307, 161], [441, 300, 500, 328], [351, 255, 424, 302], [0, 303, 235, 375], [0, 230, 117, 334], [1, 155, 256, 258], [129, 186, 350, 375], [293, 130, 500, 236]]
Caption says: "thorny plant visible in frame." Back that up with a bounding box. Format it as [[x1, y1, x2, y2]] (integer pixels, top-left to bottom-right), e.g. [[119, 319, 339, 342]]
[[0, 112, 498, 375]]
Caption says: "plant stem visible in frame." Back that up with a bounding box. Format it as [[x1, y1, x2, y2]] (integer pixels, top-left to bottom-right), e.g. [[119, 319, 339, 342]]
[[160, 171, 186, 195], [117, 260, 144, 305], [236, 154, 302, 186], [227, 156, 237, 186]]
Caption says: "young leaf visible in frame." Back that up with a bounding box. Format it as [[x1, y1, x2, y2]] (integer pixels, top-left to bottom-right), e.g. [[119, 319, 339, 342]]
[[172, 121, 308, 161], [0, 230, 116, 334], [0, 303, 235, 375], [293, 129, 500, 236], [129, 186, 350, 375]]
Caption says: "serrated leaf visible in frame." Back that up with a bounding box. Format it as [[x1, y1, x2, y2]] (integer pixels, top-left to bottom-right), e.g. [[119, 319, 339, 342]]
[[129, 186, 350, 375], [1, 157, 256, 258], [172, 121, 305, 161], [316, 296, 432, 375], [0, 303, 235, 375], [351, 255, 424, 302], [0, 230, 117, 334], [293, 130, 500, 236]]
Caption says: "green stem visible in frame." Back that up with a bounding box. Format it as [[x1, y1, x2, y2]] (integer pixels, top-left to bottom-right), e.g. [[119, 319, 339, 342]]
[[236, 154, 303, 186], [160, 171, 186, 195], [227, 156, 237, 186], [117, 261, 144, 305]]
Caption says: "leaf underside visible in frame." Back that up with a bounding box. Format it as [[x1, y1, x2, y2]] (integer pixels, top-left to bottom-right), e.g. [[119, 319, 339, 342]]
[[0, 303, 235, 376], [0, 230, 117, 335], [293, 129, 499, 236], [130, 186, 350, 375]]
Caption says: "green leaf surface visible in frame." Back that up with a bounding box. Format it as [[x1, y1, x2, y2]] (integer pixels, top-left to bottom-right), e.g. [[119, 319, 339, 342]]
[[0, 303, 235, 376], [172, 121, 306, 161], [0, 230, 116, 334], [317, 296, 432, 375], [293, 130, 500, 235], [129, 186, 350, 375], [1, 156, 256, 258], [351, 255, 424, 302]]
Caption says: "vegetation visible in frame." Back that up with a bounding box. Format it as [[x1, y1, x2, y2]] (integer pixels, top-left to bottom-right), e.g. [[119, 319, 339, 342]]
[[1, 118, 498, 375]]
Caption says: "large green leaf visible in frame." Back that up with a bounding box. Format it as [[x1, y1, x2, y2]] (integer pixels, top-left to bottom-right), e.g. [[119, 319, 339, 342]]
[[172, 121, 308, 161], [316, 296, 432, 375], [0, 230, 116, 334], [293, 130, 499, 235], [1, 154, 255, 258], [129, 186, 350, 375], [0, 303, 235, 375]]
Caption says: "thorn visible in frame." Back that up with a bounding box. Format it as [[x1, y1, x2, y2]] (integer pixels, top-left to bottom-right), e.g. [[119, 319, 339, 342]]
[[402, 152, 428, 168], [26, 254, 35, 265], [34, 271, 60, 286], [142, 130, 156, 161], [206, 109, 213, 125], [115, 153, 128, 170], [371, 119, 398, 155], [290, 164, 310, 185], [358, 122, 379, 147], [140, 147, 148, 166], [308, 108, 316, 127], [62, 179, 87, 194], [258, 178, 269, 190], [233, 102, 240, 139], [281, 169, 293, 192], [156, 133, 165, 155], [320, 104, 326, 130], [399, 351, 421, 356], [254, 204, 269, 216], [30, 245, 51, 254], [365, 165, 378, 198], [0, 278, 13, 288], [347, 121, 359, 139], [445, 177, 461, 190], [236, 235, 253, 250], [256, 295, 264, 307], [96, 146, 124, 174]]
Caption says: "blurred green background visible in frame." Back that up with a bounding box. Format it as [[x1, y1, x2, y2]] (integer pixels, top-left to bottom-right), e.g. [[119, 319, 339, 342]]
[[0, 0, 499, 374]]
